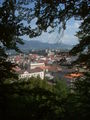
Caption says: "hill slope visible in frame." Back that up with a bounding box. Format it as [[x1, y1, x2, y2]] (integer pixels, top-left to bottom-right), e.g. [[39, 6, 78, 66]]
[[18, 40, 73, 51]]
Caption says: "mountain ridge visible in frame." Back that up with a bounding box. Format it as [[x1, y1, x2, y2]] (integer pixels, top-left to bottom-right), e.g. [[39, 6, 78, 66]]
[[18, 40, 73, 51]]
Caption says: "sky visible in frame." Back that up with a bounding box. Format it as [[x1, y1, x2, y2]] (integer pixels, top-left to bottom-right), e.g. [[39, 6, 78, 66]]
[[22, 18, 81, 45], [15, 0, 82, 46], [0, 0, 81, 46]]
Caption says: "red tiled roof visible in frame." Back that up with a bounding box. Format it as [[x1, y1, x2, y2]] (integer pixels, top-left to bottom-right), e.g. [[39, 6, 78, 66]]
[[39, 65, 61, 72], [30, 67, 43, 73]]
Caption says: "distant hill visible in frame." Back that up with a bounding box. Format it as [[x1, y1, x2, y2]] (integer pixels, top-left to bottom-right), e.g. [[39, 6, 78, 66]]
[[18, 40, 73, 52]]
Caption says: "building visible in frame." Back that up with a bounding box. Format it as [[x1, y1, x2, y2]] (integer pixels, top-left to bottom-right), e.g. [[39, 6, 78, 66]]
[[19, 68, 44, 80], [30, 62, 45, 69]]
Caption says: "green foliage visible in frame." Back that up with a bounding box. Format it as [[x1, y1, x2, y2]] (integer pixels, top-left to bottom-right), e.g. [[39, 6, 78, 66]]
[[0, 78, 67, 120], [54, 79, 69, 99], [0, 0, 36, 81], [70, 16, 90, 68], [1, 76, 90, 120], [65, 72, 90, 120], [0, 0, 22, 81]]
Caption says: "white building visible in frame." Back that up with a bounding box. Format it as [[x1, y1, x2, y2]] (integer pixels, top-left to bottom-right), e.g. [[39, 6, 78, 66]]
[[30, 62, 45, 69], [19, 68, 44, 80]]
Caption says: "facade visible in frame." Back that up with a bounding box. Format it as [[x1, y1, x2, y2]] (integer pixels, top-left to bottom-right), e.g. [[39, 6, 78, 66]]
[[19, 68, 44, 80]]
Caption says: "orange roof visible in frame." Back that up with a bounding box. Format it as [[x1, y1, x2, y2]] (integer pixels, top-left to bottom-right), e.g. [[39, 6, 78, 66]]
[[65, 73, 83, 79]]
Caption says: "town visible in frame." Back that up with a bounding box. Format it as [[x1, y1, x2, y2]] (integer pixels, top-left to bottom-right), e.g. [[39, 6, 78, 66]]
[[7, 49, 86, 87]]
